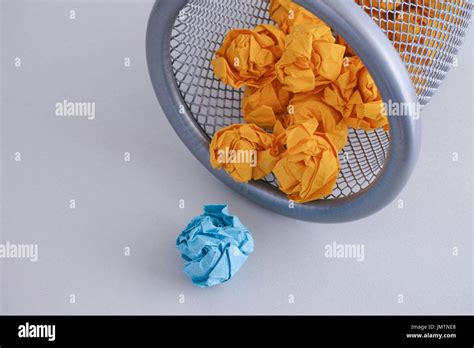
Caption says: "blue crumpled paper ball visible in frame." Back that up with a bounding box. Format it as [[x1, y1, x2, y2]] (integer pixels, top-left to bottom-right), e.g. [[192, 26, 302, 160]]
[[176, 205, 254, 288]]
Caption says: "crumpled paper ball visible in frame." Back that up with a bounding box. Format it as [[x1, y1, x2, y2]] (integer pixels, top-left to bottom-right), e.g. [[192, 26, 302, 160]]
[[353, 102, 389, 131], [275, 25, 315, 93], [272, 119, 340, 203], [269, 0, 325, 34], [311, 40, 346, 83], [242, 80, 291, 129], [274, 94, 348, 152], [211, 25, 285, 88], [322, 56, 389, 132], [322, 56, 365, 119], [209, 123, 282, 182], [275, 24, 345, 93], [176, 205, 254, 288], [358, 65, 381, 102], [353, 66, 389, 131], [254, 24, 287, 58], [336, 35, 356, 57]]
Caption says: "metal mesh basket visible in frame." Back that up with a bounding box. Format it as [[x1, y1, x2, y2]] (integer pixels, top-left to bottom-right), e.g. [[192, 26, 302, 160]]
[[357, 0, 474, 106], [146, 0, 473, 222]]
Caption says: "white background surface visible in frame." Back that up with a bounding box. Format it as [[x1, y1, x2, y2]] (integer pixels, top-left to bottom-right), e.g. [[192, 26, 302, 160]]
[[1, 0, 472, 314]]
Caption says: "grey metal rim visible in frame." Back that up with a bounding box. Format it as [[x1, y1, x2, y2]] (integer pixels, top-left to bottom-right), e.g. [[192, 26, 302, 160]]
[[146, 0, 421, 223]]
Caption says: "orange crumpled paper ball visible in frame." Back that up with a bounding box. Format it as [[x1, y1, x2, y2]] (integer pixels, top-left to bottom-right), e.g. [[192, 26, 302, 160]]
[[274, 94, 348, 152], [242, 80, 292, 129], [269, 0, 325, 34], [209, 124, 283, 183], [274, 24, 315, 93], [275, 24, 346, 93], [212, 24, 286, 89], [322, 56, 364, 118], [336, 35, 357, 57], [272, 119, 340, 203], [322, 56, 389, 131], [355, 66, 389, 131]]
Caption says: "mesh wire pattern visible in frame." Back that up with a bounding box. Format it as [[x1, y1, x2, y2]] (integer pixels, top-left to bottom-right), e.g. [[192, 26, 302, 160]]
[[358, 0, 474, 106], [169, 0, 471, 199]]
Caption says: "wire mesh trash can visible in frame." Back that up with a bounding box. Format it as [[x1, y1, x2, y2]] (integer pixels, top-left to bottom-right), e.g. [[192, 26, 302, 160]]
[[146, 0, 473, 222]]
